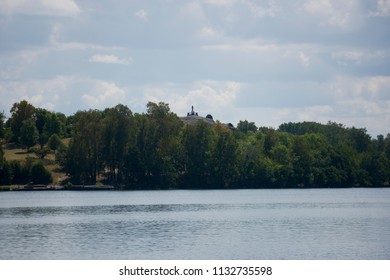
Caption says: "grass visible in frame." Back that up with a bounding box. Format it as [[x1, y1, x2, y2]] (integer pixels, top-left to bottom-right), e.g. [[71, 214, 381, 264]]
[[0, 185, 19, 191], [2, 142, 68, 185], [3, 147, 31, 161]]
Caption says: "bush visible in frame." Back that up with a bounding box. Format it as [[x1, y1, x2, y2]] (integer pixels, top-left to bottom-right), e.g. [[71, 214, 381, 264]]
[[8, 160, 30, 185], [48, 134, 62, 150], [30, 146, 51, 159], [29, 162, 52, 184]]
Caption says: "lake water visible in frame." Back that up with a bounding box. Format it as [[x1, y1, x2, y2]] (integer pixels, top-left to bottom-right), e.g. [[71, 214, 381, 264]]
[[0, 188, 389, 260]]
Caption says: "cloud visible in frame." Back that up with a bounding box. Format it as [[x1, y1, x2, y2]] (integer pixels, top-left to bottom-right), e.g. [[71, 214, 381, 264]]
[[0, 76, 73, 114], [331, 49, 386, 66], [89, 54, 132, 65], [82, 82, 126, 108], [49, 24, 124, 52], [142, 80, 240, 118], [302, 0, 362, 29], [0, 0, 81, 17], [299, 52, 310, 67], [326, 75, 390, 133], [180, 1, 207, 22], [371, 0, 390, 16], [200, 26, 218, 37], [204, 0, 237, 7], [135, 9, 148, 21], [204, 0, 278, 17], [245, 0, 278, 17], [202, 40, 279, 53]]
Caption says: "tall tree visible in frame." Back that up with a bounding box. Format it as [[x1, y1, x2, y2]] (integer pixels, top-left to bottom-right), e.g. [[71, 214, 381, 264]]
[[211, 123, 238, 188], [181, 120, 214, 188], [9, 100, 36, 142], [142, 102, 183, 188], [102, 104, 134, 184], [19, 119, 39, 148], [0, 111, 5, 139], [35, 108, 50, 149], [237, 120, 258, 134], [66, 110, 103, 184]]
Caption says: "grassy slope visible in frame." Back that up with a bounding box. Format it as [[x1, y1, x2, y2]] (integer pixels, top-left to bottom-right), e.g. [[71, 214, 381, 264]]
[[2, 141, 69, 185]]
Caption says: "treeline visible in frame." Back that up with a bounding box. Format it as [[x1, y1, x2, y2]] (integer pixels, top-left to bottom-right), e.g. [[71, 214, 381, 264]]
[[1, 100, 390, 188]]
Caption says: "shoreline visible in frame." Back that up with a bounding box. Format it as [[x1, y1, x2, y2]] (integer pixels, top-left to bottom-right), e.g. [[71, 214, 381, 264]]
[[1, 184, 389, 192]]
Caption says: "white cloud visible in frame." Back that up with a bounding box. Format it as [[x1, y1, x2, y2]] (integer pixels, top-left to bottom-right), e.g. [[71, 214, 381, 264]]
[[202, 40, 279, 53], [204, 0, 237, 7], [302, 0, 361, 29], [371, 0, 390, 16], [327, 75, 390, 134], [198, 26, 225, 39], [89, 54, 132, 65], [200, 26, 217, 37], [0, 76, 73, 114], [245, 0, 278, 17], [0, 0, 81, 17], [82, 82, 126, 108], [135, 9, 148, 21], [204, 0, 278, 17], [180, 1, 207, 22], [332, 50, 386, 65], [47, 23, 124, 52], [299, 52, 310, 67], [202, 38, 318, 70], [143, 80, 240, 118]]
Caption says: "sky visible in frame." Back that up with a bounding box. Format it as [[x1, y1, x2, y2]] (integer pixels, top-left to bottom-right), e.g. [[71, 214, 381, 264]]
[[1, 0, 390, 136]]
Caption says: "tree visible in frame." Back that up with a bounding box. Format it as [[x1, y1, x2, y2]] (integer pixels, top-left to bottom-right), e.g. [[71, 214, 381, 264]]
[[237, 120, 257, 134], [140, 102, 183, 188], [360, 152, 390, 187], [384, 134, 390, 161], [376, 134, 385, 152], [181, 120, 214, 188], [35, 108, 50, 148], [102, 104, 134, 184], [9, 100, 36, 142], [6, 160, 31, 185], [0, 144, 8, 185], [66, 110, 104, 184], [236, 133, 263, 187], [348, 127, 371, 153], [211, 124, 239, 188], [35, 108, 65, 149], [44, 112, 64, 137], [264, 128, 277, 156], [0, 111, 5, 139], [270, 143, 293, 187], [19, 119, 39, 148]]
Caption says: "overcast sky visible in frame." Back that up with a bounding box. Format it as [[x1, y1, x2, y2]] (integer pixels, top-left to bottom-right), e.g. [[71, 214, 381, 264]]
[[1, 0, 390, 136]]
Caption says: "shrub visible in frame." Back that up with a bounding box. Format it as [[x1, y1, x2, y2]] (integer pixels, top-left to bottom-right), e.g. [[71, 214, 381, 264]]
[[29, 162, 52, 184]]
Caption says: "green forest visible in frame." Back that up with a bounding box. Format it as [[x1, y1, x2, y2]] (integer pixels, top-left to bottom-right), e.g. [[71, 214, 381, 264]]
[[1, 100, 390, 189]]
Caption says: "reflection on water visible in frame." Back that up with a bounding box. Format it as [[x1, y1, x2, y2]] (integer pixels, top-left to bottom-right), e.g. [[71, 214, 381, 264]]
[[0, 189, 389, 259]]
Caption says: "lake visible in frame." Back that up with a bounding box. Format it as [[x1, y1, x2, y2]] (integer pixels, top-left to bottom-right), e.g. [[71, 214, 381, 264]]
[[0, 188, 389, 259]]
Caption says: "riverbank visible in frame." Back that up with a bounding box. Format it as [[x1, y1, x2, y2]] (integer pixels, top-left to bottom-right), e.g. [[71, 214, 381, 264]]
[[0, 184, 115, 191]]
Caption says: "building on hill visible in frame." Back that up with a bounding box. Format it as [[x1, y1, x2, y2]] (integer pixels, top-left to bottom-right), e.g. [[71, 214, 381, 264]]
[[179, 106, 234, 130], [180, 106, 215, 126]]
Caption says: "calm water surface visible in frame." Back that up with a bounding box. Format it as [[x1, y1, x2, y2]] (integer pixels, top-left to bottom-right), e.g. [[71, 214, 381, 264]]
[[0, 188, 389, 259]]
